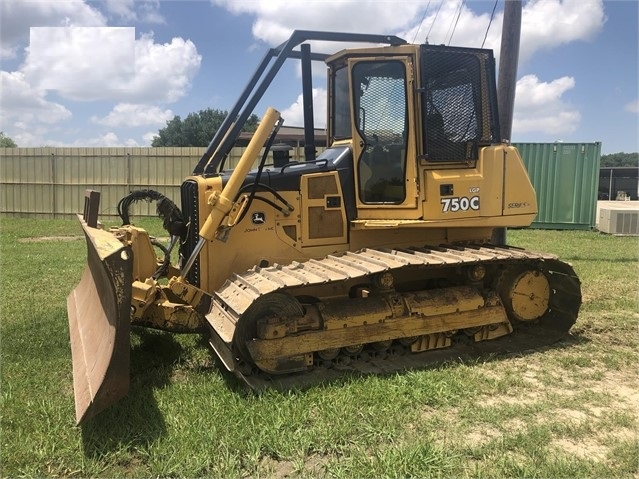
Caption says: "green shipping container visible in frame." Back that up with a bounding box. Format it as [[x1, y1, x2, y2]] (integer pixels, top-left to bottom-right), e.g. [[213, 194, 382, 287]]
[[514, 142, 601, 230]]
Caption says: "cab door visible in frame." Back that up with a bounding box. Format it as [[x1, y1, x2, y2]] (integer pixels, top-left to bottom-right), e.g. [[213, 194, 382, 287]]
[[349, 56, 420, 219]]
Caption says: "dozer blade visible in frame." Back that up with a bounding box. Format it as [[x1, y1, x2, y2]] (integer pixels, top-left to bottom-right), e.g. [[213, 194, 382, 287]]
[[67, 215, 133, 425]]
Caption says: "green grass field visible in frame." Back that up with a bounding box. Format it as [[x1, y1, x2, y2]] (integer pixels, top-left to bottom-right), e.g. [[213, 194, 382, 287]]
[[1, 218, 637, 478]]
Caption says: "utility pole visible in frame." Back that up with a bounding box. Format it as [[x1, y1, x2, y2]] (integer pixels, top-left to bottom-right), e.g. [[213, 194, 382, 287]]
[[492, 0, 522, 245], [498, 0, 522, 142]]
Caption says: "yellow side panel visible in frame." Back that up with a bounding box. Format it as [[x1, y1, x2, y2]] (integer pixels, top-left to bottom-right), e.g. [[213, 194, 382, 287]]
[[423, 146, 504, 220], [502, 146, 538, 217]]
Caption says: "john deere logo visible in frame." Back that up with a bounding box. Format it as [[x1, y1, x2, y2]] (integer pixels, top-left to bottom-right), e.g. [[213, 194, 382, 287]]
[[251, 212, 266, 224]]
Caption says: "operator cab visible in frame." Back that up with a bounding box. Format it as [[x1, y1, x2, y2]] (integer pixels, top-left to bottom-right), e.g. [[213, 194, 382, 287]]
[[326, 43, 500, 221]]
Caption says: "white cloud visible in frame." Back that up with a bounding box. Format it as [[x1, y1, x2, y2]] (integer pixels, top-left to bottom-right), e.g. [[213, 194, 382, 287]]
[[280, 88, 327, 128], [137, 0, 165, 24], [213, 0, 424, 46], [142, 131, 159, 145], [211, 0, 602, 141], [28, 27, 136, 91], [45, 132, 141, 147], [0, 0, 612, 149], [515, 75, 576, 109], [625, 100, 639, 114], [91, 103, 174, 127], [124, 138, 141, 147], [520, 0, 605, 63], [513, 74, 580, 135], [9, 129, 148, 147], [401, 2, 501, 50], [10, 128, 53, 147], [86, 131, 120, 146], [131, 33, 202, 103], [0, 0, 106, 59], [69, 131, 145, 147], [1, 20, 198, 148], [0, 70, 72, 126], [22, 30, 201, 103], [213, 0, 606, 66], [103, 0, 137, 22]]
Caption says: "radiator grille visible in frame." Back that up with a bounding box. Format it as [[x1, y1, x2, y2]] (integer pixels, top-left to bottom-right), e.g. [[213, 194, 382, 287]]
[[180, 179, 200, 286], [421, 46, 498, 162]]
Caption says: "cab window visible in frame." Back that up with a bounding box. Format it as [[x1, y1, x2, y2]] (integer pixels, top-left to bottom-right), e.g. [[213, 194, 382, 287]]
[[332, 66, 351, 140], [352, 61, 408, 204]]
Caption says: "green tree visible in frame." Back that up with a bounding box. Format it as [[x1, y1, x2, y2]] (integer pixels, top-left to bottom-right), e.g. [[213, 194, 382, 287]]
[[600, 152, 638, 167], [151, 108, 260, 147], [0, 131, 17, 147]]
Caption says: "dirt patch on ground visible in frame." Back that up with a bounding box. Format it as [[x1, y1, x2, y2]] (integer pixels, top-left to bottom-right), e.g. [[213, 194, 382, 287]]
[[593, 370, 639, 405], [465, 426, 502, 446], [255, 454, 329, 478], [434, 348, 638, 469], [553, 437, 608, 462], [257, 457, 296, 478]]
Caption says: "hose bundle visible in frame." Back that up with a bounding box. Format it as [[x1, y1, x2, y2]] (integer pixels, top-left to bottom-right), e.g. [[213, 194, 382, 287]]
[[117, 189, 186, 238]]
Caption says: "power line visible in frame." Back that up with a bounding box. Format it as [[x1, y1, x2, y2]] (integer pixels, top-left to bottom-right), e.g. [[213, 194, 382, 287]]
[[412, 0, 432, 44], [444, 0, 460, 45], [447, 0, 465, 46], [426, 0, 444, 43], [481, 0, 500, 48]]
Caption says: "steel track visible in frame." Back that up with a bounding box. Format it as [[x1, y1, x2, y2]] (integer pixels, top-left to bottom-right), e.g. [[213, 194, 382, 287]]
[[205, 244, 582, 391]]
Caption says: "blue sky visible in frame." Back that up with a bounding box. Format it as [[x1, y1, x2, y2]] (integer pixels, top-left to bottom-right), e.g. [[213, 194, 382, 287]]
[[1, 0, 637, 154]]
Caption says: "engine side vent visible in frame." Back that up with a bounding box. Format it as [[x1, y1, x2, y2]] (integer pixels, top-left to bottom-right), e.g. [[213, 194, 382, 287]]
[[180, 179, 201, 286], [308, 208, 343, 239], [308, 175, 338, 199]]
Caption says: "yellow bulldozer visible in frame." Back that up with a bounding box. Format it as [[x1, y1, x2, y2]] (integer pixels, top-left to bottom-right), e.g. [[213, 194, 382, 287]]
[[67, 31, 581, 425]]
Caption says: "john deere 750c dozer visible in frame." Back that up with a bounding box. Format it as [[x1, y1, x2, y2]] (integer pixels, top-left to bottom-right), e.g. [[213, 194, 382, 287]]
[[67, 31, 581, 424]]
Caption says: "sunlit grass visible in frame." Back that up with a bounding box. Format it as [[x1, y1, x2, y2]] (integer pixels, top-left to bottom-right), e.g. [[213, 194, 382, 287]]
[[1, 218, 637, 478]]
